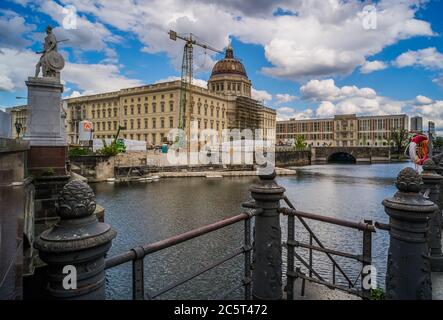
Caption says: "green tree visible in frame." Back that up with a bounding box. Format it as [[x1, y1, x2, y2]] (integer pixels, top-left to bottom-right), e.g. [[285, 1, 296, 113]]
[[390, 128, 409, 154], [294, 135, 307, 151], [97, 139, 120, 156]]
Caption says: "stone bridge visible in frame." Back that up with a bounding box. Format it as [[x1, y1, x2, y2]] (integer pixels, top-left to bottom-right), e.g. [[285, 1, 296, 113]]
[[311, 146, 391, 164]]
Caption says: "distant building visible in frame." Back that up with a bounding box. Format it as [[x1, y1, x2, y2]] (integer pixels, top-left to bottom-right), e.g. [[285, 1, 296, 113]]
[[64, 46, 276, 145], [428, 121, 436, 135], [0, 109, 12, 138], [6, 105, 27, 139], [410, 116, 423, 133], [277, 114, 409, 147]]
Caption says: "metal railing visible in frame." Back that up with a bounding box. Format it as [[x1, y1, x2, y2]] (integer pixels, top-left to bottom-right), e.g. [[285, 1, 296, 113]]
[[104, 210, 259, 300], [279, 196, 376, 300]]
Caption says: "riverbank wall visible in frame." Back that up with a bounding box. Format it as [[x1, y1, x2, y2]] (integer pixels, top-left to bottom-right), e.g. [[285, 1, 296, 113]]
[[275, 150, 310, 167]]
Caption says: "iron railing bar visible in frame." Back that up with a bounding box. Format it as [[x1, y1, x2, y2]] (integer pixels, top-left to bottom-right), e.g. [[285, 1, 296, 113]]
[[244, 217, 252, 300], [374, 221, 390, 231], [286, 212, 295, 300], [293, 250, 325, 282], [309, 234, 313, 278], [279, 207, 376, 232], [285, 240, 363, 261], [361, 221, 373, 299], [282, 196, 354, 287], [150, 247, 247, 299], [288, 271, 363, 298], [105, 212, 250, 269], [332, 264, 336, 285]]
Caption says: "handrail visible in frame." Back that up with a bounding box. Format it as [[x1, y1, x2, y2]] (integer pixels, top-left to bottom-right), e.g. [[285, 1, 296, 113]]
[[282, 196, 373, 299], [279, 207, 375, 232], [106, 212, 251, 269], [105, 210, 257, 300], [150, 246, 248, 299], [282, 196, 354, 287]]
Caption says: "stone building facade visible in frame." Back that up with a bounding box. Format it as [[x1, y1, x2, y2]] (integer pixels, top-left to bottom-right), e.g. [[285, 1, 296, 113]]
[[7, 105, 28, 139], [64, 46, 276, 146], [277, 113, 409, 147]]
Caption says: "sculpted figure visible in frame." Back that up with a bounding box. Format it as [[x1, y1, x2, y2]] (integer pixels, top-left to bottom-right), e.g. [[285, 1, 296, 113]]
[[35, 25, 65, 78]]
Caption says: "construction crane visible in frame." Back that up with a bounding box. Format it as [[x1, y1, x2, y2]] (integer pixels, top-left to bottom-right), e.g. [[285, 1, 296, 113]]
[[168, 30, 223, 150]]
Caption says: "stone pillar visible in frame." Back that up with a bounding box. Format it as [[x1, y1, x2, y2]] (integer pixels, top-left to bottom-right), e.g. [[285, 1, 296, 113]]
[[432, 154, 443, 229], [35, 180, 117, 299], [383, 167, 437, 300], [421, 159, 443, 271], [250, 171, 285, 300], [24, 77, 67, 176]]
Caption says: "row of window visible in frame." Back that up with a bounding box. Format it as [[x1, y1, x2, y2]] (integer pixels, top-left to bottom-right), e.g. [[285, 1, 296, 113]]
[[94, 133, 167, 145], [123, 93, 173, 104], [211, 81, 249, 94], [70, 103, 227, 120], [91, 118, 227, 132], [277, 118, 406, 133]]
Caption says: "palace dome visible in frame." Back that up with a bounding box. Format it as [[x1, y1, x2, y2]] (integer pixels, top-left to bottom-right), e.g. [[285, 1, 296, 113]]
[[210, 45, 247, 78]]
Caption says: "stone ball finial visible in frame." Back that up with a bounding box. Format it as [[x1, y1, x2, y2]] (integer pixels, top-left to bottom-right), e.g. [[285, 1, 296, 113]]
[[395, 167, 423, 193], [57, 180, 96, 219]]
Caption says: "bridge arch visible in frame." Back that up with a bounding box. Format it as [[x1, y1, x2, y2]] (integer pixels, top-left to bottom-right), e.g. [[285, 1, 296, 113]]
[[327, 152, 357, 164]]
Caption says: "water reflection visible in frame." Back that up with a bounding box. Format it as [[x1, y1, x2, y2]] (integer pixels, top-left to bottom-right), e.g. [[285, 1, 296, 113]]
[[94, 162, 411, 299]]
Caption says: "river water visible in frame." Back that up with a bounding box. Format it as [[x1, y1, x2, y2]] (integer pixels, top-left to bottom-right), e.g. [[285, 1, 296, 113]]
[[92, 162, 410, 299]]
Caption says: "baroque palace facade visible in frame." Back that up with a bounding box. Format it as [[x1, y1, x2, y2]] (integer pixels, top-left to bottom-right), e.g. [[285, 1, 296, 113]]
[[64, 45, 276, 146], [277, 113, 409, 147]]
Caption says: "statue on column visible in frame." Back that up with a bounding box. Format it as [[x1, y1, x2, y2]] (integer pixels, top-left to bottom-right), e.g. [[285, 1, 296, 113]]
[[35, 25, 65, 78]]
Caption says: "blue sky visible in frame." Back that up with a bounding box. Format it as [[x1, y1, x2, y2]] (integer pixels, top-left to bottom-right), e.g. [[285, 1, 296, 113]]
[[1, 0, 443, 130]]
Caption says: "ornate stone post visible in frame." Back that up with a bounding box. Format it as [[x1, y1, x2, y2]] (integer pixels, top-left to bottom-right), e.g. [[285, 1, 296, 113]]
[[35, 180, 117, 299], [421, 159, 443, 271], [432, 153, 443, 229], [383, 167, 437, 300], [250, 171, 285, 300]]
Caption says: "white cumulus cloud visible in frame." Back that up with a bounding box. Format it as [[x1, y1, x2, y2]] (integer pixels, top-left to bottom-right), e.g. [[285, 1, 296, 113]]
[[17, 0, 434, 80], [415, 95, 434, 105], [394, 47, 443, 69], [276, 106, 314, 121], [251, 88, 272, 102], [300, 78, 403, 118], [360, 60, 388, 74], [275, 93, 297, 104]]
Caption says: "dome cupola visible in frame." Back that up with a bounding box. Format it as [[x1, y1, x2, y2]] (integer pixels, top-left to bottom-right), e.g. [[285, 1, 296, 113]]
[[210, 45, 247, 77], [208, 45, 251, 98]]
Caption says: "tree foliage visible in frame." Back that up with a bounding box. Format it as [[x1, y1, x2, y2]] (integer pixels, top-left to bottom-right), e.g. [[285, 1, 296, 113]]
[[390, 128, 409, 154], [294, 135, 307, 151], [97, 139, 120, 156]]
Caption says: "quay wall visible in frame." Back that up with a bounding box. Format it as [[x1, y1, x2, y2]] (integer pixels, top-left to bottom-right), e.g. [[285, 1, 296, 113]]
[[275, 150, 310, 167]]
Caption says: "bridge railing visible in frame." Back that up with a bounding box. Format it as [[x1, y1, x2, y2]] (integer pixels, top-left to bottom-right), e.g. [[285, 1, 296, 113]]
[[33, 165, 442, 300], [279, 196, 375, 299], [104, 210, 258, 300]]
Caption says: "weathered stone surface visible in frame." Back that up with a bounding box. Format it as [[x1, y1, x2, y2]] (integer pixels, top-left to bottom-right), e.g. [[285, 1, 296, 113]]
[[24, 77, 66, 147], [34, 180, 116, 299], [275, 150, 310, 167]]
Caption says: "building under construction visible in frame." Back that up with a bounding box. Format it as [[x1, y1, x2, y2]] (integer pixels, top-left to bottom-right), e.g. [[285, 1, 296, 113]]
[[62, 45, 276, 145]]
